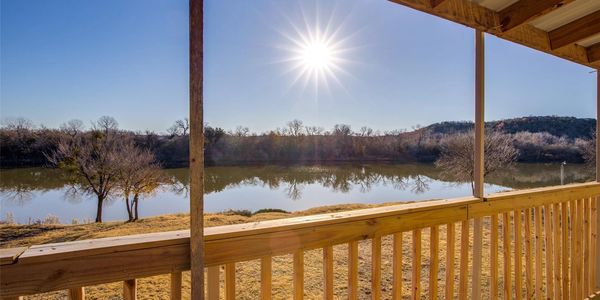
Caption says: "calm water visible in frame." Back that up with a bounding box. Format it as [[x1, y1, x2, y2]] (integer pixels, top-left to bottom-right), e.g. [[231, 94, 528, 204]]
[[0, 164, 593, 224]]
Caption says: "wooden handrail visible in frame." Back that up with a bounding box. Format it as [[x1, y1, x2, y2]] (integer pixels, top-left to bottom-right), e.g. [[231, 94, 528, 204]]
[[2, 182, 600, 298]]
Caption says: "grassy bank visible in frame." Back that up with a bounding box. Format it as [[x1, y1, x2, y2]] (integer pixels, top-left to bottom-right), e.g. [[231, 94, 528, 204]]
[[2, 202, 507, 299]]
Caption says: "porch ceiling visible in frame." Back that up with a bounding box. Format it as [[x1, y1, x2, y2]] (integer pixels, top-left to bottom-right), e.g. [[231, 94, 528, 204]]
[[389, 0, 600, 69]]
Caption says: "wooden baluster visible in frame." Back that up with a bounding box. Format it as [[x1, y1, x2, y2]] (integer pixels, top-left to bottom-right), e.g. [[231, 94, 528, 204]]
[[524, 208, 534, 299], [323, 246, 334, 300], [535, 206, 543, 300], [591, 197, 598, 294], [225, 263, 236, 300], [585, 198, 591, 297], [372, 236, 382, 300], [562, 202, 569, 300], [514, 210, 523, 300], [412, 229, 422, 300], [207, 266, 220, 300], [69, 287, 85, 300], [490, 215, 499, 299], [123, 279, 137, 300], [348, 241, 359, 300], [577, 198, 584, 299], [544, 204, 555, 300], [459, 220, 469, 300], [503, 212, 512, 300], [393, 232, 403, 300], [261, 256, 272, 300], [570, 200, 577, 300], [446, 223, 456, 300], [553, 203, 562, 300], [293, 251, 304, 300], [430, 226, 439, 299], [170, 272, 182, 300], [472, 218, 483, 300]]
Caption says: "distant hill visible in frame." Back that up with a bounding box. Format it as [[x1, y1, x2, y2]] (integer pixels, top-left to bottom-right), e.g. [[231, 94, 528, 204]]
[[421, 116, 596, 139]]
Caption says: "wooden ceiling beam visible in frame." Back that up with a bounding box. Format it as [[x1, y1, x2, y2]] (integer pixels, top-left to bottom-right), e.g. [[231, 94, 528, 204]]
[[498, 0, 573, 33], [430, 0, 448, 8], [387, 0, 600, 69], [549, 10, 600, 50], [588, 43, 600, 63]]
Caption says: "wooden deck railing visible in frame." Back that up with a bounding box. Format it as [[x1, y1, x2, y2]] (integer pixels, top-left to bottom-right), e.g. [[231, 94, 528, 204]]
[[2, 182, 600, 299]]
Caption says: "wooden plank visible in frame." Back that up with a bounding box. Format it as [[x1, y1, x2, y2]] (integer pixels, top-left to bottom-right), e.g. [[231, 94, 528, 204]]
[[429, 226, 439, 299], [577, 199, 584, 299], [585, 198, 591, 297], [549, 10, 600, 50], [473, 28, 485, 199], [514, 210, 523, 300], [534, 207, 543, 300], [293, 251, 304, 300], [597, 70, 600, 291], [206, 266, 220, 300], [562, 202, 569, 300], [189, 0, 204, 299], [225, 263, 235, 300], [412, 230, 422, 300], [459, 220, 469, 300], [524, 208, 534, 299], [553, 203, 562, 300], [446, 223, 456, 300], [490, 215, 499, 299], [323, 246, 334, 300], [387, 0, 599, 69], [373, 236, 382, 300], [261, 257, 272, 300], [348, 241, 359, 300], [69, 287, 85, 300], [589, 43, 600, 63], [498, 0, 573, 32], [170, 272, 182, 300], [472, 218, 483, 299], [570, 200, 577, 300], [503, 212, 512, 300], [393, 233, 403, 300], [123, 279, 136, 300], [430, 0, 447, 8], [544, 204, 554, 300], [0, 247, 27, 266], [470, 183, 600, 218], [592, 197, 598, 292]]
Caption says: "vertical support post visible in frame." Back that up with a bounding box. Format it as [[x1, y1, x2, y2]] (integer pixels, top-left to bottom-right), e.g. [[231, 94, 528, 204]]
[[471, 29, 485, 300], [595, 70, 600, 290], [123, 279, 137, 300], [190, 0, 205, 299]]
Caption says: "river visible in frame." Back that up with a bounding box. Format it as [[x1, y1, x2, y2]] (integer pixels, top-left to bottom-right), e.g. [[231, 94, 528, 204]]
[[0, 163, 593, 224]]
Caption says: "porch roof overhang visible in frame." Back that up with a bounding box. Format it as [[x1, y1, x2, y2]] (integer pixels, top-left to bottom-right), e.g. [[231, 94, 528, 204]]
[[388, 0, 600, 69]]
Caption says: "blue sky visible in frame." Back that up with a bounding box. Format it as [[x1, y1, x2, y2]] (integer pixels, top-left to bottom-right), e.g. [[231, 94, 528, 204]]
[[1, 0, 597, 133]]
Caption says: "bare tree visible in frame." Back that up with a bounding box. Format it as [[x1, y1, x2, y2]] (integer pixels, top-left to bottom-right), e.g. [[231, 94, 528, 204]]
[[287, 119, 304, 136], [435, 130, 519, 192], [167, 118, 189, 136], [48, 118, 124, 222], [59, 119, 85, 138], [1, 117, 35, 131], [95, 116, 119, 133], [118, 142, 166, 221], [582, 131, 596, 169], [305, 126, 324, 136]]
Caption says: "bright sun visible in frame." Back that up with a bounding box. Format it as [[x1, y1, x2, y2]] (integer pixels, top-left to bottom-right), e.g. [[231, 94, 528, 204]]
[[301, 41, 334, 71], [276, 8, 355, 94]]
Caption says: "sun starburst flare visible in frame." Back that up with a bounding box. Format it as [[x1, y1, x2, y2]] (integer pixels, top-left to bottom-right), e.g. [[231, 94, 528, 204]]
[[274, 5, 359, 95]]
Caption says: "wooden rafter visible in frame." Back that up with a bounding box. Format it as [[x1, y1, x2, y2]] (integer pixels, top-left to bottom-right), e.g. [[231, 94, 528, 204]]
[[430, 0, 447, 8], [549, 10, 600, 50], [387, 0, 599, 69], [498, 0, 573, 32], [589, 43, 600, 63]]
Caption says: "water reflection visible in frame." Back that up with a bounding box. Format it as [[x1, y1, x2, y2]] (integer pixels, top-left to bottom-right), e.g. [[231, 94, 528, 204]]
[[0, 163, 594, 223]]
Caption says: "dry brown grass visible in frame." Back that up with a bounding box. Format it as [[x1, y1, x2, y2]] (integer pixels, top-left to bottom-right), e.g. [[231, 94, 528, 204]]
[[1, 204, 546, 299]]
